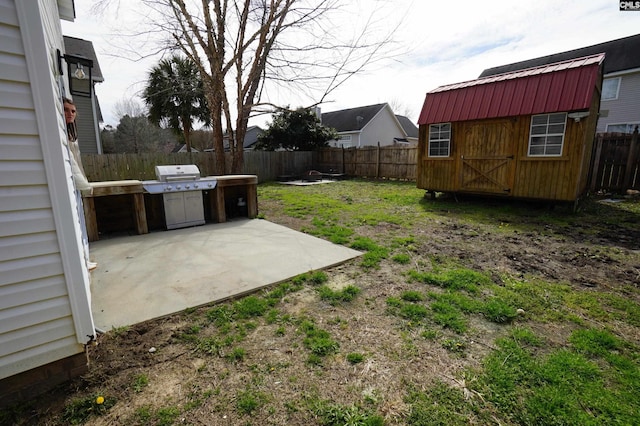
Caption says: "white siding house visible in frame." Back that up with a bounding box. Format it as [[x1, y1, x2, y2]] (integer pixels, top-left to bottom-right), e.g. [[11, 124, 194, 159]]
[[322, 103, 411, 148], [0, 0, 94, 403], [599, 69, 640, 133]]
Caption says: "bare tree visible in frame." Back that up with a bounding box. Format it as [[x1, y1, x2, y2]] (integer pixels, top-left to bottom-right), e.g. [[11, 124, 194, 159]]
[[113, 97, 147, 120], [96, 0, 400, 174], [388, 97, 416, 121]]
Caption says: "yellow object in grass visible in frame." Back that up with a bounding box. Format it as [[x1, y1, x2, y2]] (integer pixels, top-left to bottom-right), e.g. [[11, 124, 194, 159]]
[[96, 396, 105, 405]]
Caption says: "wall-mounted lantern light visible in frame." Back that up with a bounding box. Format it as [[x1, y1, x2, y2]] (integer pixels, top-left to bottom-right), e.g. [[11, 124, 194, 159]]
[[57, 48, 93, 96]]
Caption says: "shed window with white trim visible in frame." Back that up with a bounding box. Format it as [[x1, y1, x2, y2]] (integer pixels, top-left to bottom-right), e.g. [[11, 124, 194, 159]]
[[428, 123, 451, 157], [528, 113, 566, 156]]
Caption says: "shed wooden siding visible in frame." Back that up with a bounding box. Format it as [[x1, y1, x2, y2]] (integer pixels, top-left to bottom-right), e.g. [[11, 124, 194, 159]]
[[0, 0, 86, 380], [418, 113, 599, 201]]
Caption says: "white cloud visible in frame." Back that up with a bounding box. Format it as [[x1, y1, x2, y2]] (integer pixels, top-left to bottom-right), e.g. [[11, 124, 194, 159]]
[[62, 0, 640, 127]]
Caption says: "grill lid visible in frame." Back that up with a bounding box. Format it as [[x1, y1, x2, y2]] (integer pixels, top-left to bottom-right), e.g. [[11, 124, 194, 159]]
[[155, 164, 201, 182]]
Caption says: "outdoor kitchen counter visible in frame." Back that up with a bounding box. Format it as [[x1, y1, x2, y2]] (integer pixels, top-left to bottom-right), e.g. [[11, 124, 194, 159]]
[[82, 180, 148, 242], [209, 175, 258, 223]]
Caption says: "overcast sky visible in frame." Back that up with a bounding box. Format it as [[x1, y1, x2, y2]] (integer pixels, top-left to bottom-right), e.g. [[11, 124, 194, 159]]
[[61, 0, 640, 128]]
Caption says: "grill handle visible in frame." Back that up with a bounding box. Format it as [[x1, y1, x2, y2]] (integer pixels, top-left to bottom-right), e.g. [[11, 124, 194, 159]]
[[164, 176, 199, 182]]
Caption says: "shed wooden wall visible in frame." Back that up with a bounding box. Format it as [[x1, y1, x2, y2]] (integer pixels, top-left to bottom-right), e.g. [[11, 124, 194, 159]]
[[418, 112, 598, 202]]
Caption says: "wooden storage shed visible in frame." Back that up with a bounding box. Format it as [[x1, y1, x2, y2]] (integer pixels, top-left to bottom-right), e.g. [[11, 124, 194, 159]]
[[417, 54, 605, 205]]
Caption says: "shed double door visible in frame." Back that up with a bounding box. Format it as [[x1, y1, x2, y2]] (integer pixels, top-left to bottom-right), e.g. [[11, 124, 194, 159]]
[[459, 119, 516, 194]]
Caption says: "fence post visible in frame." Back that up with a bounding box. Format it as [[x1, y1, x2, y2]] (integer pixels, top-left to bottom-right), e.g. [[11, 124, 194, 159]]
[[623, 127, 639, 190], [341, 146, 345, 174], [590, 134, 604, 192], [376, 142, 381, 179]]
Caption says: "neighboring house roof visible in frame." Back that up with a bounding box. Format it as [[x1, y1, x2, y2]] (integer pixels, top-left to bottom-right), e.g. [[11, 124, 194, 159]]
[[418, 54, 604, 125], [63, 36, 104, 82], [222, 125, 263, 150], [395, 115, 418, 138], [321, 103, 387, 132], [479, 33, 640, 77], [241, 125, 263, 149]]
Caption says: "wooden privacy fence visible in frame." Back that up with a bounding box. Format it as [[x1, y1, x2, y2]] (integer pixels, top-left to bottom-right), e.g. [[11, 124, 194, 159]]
[[82, 133, 638, 193], [590, 130, 640, 193], [81, 150, 315, 183], [315, 145, 418, 180]]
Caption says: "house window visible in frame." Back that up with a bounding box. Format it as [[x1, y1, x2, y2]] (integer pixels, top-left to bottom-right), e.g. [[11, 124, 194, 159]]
[[606, 123, 639, 134], [602, 77, 620, 101], [337, 134, 353, 148], [428, 123, 451, 157], [528, 113, 566, 157]]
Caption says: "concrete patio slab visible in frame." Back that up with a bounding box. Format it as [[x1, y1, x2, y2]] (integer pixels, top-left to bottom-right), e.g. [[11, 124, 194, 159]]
[[89, 219, 362, 331]]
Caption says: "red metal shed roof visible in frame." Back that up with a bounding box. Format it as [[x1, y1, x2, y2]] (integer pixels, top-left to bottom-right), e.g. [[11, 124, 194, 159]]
[[418, 53, 605, 125]]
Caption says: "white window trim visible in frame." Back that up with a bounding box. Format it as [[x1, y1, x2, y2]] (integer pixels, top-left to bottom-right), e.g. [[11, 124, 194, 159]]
[[602, 77, 621, 101], [527, 113, 567, 157], [605, 122, 640, 133], [428, 123, 451, 157]]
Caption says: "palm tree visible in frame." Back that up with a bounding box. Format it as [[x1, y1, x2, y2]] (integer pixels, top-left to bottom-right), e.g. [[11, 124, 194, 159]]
[[143, 55, 210, 152]]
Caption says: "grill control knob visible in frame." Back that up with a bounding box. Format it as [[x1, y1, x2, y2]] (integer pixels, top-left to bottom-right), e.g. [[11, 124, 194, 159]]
[[176, 185, 182, 190], [185, 184, 191, 189], [165, 185, 172, 191], [208, 183, 214, 188]]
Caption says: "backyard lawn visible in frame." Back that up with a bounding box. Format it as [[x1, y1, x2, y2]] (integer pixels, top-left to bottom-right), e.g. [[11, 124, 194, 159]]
[[3, 179, 640, 425]]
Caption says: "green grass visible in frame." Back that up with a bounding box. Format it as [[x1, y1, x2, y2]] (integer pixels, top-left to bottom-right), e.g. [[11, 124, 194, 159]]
[[351, 237, 390, 269], [475, 327, 640, 425], [236, 388, 267, 415], [346, 352, 365, 364], [61, 394, 115, 425], [300, 319, 340, 359], [405, 381, 485, 425], [407, 268, 491, 294], [317, 284, 361, 304], [132, 373, 149, 393], [308, 398, 384, 426], [391, 253, 411, 264]]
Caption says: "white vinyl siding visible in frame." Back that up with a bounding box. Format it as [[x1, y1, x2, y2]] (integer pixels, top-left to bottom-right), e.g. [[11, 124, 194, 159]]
[[597, 71, 640, 133], [1, 0, 93, 380], [358, 105, 407, 147]]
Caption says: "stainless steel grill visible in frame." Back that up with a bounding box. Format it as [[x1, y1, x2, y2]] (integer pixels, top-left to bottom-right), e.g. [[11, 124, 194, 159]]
[[142, 165, 217, 230]]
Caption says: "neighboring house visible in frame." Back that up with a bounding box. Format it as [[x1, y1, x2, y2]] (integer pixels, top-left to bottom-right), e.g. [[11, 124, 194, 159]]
[[321, 103, 411, 148], [479, 33, 640, 134], [63, 35, 104, 153], [395, 115, 419, 145], [220, 125, 264, 151], [417, 54, 604, 205], [0, 0, 95, 405]]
